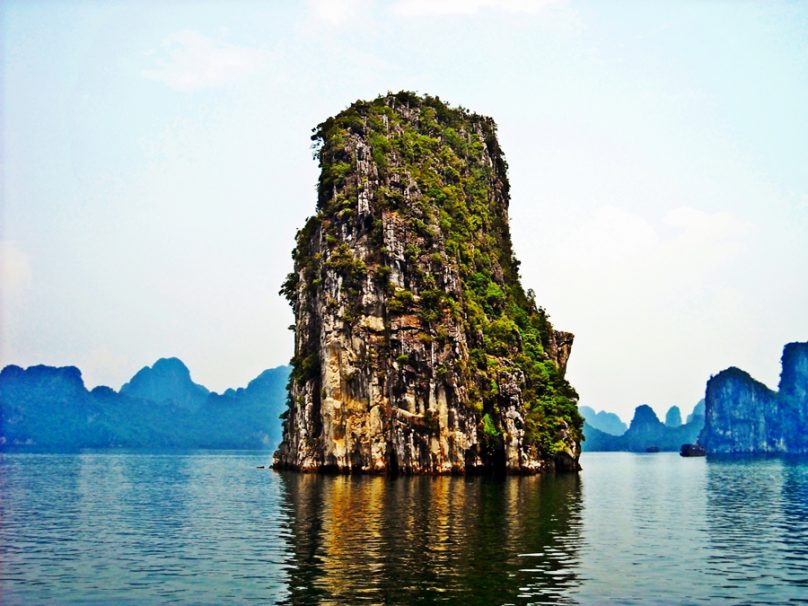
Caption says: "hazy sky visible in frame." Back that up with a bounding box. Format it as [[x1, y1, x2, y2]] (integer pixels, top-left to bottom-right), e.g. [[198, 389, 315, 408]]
[[2, 0, 806, 422]]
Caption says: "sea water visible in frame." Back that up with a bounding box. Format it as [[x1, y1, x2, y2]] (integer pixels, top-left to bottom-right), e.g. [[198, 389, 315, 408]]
[[1, 451, 806, 604]]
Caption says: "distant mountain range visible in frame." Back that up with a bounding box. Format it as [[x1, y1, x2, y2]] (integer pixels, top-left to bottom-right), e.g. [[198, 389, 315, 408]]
[[10, 341, 803, 455], [0, 358, 291, 451], [580, 401, 705, 452]]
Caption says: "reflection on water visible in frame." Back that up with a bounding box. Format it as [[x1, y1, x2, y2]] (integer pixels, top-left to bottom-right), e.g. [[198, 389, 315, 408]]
[[277, 472, 583, 605], [2, 452, 808, 604]]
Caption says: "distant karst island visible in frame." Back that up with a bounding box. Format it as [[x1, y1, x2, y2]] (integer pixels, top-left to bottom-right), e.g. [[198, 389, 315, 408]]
[[700, 341, 808, 454], [273, 92, 583, 474], [0, 358, 289, 451]]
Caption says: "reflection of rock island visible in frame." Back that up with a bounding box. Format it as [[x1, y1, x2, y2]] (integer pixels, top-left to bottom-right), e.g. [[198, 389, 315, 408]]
[[274, 92, 582, 474], [700, 342, 808, 454], [277, 472, 582, 605]]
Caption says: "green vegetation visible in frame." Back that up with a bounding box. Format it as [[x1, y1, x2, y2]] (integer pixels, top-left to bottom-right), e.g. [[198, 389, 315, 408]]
[[283, 91, 582, 461], [480, 412, 503, 459], [387, 289, 415, 314]]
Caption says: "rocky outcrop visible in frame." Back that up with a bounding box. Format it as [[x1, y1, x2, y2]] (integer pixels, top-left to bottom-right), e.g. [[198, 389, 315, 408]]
[[699, 368, 778, 453], [273, 92, 582, 474], [699, 342, 808, 454], [547, 330, 575, 377]]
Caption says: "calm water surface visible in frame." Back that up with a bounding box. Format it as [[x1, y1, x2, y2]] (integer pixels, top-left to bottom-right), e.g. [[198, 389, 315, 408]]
[[1, 451, 807, 604]]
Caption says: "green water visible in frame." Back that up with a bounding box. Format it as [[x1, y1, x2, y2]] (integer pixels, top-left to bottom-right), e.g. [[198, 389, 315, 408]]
[[1, 451, 806, 604]]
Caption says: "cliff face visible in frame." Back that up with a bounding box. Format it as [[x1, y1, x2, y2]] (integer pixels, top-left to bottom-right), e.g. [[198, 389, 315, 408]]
[[780, 342, 808, 405], [699, 368, 778, 453], [699, 342, 808, 454], [274, 92, 581, 474]]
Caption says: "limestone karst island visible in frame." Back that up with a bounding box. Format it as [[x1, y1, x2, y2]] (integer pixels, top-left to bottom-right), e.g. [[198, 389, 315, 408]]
[[273, 92, 582, 474]]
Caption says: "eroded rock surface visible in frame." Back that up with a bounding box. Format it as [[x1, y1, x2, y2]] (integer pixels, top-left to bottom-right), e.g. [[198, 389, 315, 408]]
[[274, 92, 581, 474]]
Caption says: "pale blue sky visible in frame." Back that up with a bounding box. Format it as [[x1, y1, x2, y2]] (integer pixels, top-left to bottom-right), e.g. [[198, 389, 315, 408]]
[[2, 0, 806, 421]]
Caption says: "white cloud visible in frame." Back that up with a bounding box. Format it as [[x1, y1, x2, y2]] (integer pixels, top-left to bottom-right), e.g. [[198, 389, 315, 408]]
[[664, 207, 751, 240], [143, 31, 269, 92], [661, 206, 753, 274], [549, 205, 751, 285], [308, 0, 370, 26], [557, 205, 659, 268], [527, 205, 755, 416], [0, 241, 32, 366], [392, 0, 563, 17], [0, 240, 32, 293], [76, 347, 133, 390]]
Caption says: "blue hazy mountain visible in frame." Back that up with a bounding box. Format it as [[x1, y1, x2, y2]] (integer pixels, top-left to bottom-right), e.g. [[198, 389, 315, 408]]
[[686, 399, 705, 424], [580, 422, 622, 451], [664, 405, 682, 428], [582, 402, 704, 452], [121, 357, 210, 409], [0, 359, 291, 451], [700, 341, 808, 453], [578, 405, 627, 436]]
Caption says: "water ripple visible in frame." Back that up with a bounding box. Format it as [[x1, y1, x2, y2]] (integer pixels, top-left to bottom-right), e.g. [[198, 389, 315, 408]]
[[2, 452, 808, 604]]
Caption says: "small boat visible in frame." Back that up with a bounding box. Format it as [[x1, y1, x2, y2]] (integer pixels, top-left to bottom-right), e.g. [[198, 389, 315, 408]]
[[680, 444, 706, 457]]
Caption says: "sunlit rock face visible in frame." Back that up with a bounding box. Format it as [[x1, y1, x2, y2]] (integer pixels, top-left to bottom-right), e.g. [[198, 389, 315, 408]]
[[273, 92, 582, 474], [699, 342, 808, 454]]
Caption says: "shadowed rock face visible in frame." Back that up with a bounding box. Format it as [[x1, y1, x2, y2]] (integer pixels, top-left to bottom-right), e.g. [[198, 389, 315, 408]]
[[274, 92, 582, 474], [699, 342, 808, 454], [780, 342, 808, 404]]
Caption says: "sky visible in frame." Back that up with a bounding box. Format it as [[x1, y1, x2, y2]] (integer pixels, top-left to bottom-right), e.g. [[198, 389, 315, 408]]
[[2, 0, 806, 422]]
